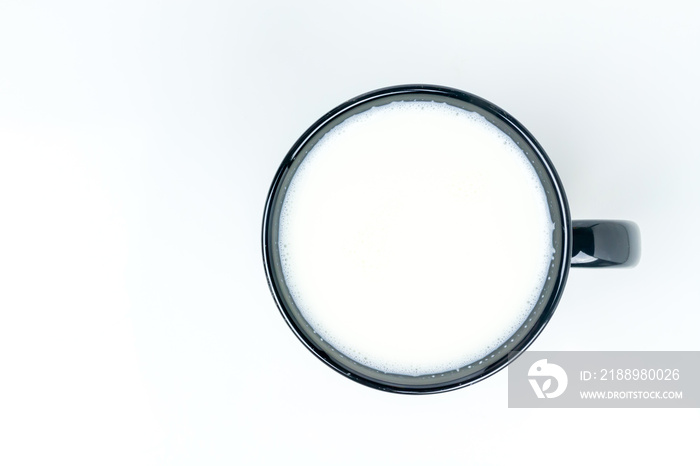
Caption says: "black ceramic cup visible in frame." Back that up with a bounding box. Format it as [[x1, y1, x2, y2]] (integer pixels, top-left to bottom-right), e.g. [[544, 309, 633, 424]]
[[262, 85, 640, 394]]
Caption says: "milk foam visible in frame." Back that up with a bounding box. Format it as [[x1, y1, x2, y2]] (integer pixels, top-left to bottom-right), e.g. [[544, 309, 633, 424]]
[[279, 100, 554, 376]]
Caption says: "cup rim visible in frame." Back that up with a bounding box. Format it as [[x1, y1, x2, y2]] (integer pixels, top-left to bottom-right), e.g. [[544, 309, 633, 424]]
[[262, 84, 572, 394]]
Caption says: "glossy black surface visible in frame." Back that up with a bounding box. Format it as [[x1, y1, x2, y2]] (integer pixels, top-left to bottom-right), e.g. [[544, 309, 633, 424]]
[[262, 84, 640, 394], [572, 220, 640, 267], [262, 84, 573, 394]]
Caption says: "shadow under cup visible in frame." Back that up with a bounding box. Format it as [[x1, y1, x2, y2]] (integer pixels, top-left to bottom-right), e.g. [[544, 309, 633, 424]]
[[262, 85, 571, 394]]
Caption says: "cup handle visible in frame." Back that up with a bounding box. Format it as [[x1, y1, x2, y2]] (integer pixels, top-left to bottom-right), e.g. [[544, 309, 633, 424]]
[[571, 220, 641, 268]]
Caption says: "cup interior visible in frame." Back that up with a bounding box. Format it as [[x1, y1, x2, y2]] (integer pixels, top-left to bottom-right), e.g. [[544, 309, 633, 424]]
[[262, 85, 571, 393]]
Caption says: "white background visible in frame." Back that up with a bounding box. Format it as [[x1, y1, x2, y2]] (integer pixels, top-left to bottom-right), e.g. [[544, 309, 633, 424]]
[[1, 1, 698, 465]]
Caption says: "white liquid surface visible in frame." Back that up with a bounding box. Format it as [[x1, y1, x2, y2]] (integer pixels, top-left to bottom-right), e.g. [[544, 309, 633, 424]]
[[278, 101, 554, 376]]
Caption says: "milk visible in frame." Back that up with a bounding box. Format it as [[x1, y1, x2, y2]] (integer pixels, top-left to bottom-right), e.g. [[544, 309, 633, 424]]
[[278, 100, 554, 376]]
